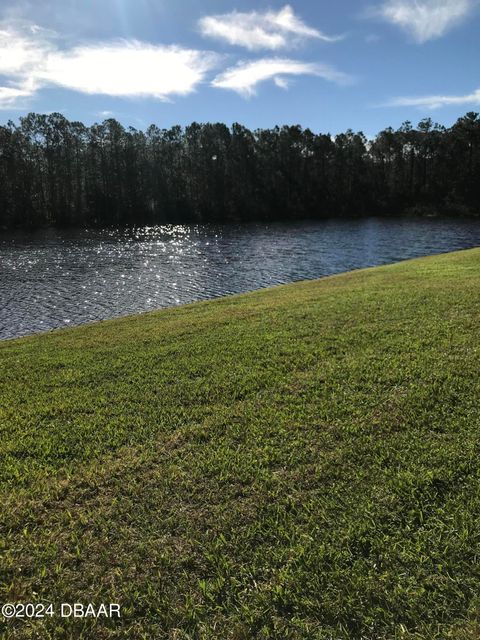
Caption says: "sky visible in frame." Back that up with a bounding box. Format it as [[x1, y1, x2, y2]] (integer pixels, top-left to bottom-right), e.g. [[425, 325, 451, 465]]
[[0, 0, 478, 136]]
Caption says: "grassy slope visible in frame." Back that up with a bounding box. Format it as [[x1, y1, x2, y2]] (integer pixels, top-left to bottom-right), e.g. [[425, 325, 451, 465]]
[[1, 249, 480, 640]]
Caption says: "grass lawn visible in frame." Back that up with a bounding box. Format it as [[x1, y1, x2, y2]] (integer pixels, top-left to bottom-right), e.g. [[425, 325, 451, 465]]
[[1, 248, 480, 639]]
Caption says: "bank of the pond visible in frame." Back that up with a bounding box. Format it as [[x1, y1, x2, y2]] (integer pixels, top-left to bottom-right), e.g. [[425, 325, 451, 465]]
[[1, 248, 480, 639]]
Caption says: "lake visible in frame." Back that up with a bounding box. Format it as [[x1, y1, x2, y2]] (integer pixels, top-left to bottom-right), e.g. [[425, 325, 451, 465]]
[[1, 217, 480, 340]]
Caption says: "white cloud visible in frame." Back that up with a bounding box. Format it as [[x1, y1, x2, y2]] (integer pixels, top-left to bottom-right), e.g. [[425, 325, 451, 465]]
[[39, 42, 218, 98], [199, 5, 342, 51], [0, 27, 49, 74], [385, 88, 480, 109], [274, 76, 290, 90], [0, 26, 48, 107], [0, 84, 35, 108], [376, 0, 474, 43], [212, 58, 351, 97], [0, 24, 219, 108]]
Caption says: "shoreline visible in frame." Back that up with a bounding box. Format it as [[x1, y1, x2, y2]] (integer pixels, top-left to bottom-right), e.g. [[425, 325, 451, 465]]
[[1, 245, 479, 344]]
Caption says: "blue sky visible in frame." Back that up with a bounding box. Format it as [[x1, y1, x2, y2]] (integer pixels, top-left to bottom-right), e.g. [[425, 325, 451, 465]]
[[0, 0, 478, 135]]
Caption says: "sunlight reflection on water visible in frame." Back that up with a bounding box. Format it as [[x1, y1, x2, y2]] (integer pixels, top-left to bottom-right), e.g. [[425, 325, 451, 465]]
[[1, 218, 479, 340]]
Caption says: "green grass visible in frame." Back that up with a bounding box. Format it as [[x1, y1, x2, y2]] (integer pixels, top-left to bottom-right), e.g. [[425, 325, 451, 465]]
[[1, 248, 480, 639]]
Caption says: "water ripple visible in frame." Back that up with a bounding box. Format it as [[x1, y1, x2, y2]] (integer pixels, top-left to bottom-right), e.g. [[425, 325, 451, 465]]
[[1, 218, 480, 340]]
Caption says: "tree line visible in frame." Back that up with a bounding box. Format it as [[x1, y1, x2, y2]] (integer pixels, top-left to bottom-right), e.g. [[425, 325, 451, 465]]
[[0, 111, 479, 229]]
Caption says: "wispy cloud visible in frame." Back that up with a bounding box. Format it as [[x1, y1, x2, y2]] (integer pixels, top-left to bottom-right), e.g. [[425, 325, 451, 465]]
[[0, 84, 35, 109], [0, 23, 219, 108], [385, 88, 480, 109], [0, 25, 46, 106], [199, 5, 342, 51], [212, 58, 351, 97], [375, 0, 475, 43]]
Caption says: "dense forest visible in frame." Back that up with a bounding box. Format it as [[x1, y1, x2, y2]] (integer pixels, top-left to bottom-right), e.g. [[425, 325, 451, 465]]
[[0, 111, 479, 229]]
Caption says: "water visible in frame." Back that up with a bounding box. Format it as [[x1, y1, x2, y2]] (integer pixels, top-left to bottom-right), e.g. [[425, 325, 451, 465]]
[[1, 217, 479, 340]]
